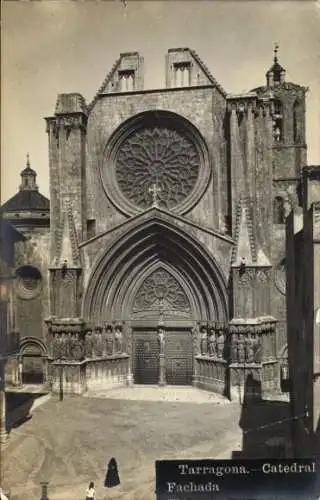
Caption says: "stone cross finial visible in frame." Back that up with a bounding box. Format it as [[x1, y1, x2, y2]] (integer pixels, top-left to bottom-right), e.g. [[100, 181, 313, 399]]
[[149, 183, 161, 207]]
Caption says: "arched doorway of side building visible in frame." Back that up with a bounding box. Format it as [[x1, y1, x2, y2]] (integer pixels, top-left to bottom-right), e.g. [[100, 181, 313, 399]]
[[19, 337, 48, 386]]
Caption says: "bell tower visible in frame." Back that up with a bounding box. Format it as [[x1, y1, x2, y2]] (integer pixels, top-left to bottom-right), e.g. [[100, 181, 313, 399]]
[[252, 45, 309, 357], [265, 44, 308, 180]]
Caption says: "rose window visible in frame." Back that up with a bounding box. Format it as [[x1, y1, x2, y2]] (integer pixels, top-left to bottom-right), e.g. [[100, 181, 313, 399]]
[[115, 126, 200, 210]]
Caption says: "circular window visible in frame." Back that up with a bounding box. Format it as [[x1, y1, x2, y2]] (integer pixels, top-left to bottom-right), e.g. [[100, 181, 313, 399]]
[[101, 111, 211, 216], [16, 265, 42, 299]]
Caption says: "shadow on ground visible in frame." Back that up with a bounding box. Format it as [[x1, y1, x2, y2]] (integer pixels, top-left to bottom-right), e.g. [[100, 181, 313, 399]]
[[232, 374, 292, 458], [6, 391, 48, 434]]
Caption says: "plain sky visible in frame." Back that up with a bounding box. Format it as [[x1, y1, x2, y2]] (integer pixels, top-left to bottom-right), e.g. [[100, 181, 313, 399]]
[[1, 0, 320, 202]]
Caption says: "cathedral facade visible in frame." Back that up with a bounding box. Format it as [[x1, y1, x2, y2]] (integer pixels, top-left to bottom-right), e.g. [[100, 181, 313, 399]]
[[1, 48, 308, 398]]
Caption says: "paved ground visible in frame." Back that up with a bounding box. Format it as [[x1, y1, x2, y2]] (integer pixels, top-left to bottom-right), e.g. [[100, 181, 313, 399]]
[[84, 385, 231, 403], [3, 386, 242, 500]]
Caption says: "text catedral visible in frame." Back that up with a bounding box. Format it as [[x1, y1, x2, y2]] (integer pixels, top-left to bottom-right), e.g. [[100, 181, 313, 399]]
[[262, 462, 316, 474]]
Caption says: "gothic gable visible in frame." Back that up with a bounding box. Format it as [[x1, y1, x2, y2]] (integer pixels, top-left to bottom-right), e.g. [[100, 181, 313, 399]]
[[232, 198, 257, 266], [55, 201, 81, 267], [88, 52, 144, 112], [232, 198, 271, 267]]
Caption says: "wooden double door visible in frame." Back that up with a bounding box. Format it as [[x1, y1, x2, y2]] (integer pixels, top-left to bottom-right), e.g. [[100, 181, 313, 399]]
[[133, 327, 193, 385]]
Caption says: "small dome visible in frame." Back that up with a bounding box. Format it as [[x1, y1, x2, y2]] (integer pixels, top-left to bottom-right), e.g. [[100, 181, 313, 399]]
[[20, 153, 37, 178], [266, 44, 286, 86], [0, 154, 49, 214]]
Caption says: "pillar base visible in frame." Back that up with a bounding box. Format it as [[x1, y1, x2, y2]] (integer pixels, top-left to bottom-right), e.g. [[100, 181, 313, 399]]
[[127, 372, 134, 387], [0, 428, 8, 444]]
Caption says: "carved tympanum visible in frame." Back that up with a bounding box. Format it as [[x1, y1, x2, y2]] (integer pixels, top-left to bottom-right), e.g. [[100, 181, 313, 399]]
[[133, 268, 190, 313]]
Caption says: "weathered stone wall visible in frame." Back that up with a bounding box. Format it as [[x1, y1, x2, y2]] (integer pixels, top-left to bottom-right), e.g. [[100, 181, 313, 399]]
[[46, 94, 87, 257], [14, 229, 50, 345], [40, 51, 312, 400], [86, 87, 227, 234]]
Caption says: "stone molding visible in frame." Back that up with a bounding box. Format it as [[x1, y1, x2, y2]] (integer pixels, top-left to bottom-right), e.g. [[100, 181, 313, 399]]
[[82, 216, 229, 323]]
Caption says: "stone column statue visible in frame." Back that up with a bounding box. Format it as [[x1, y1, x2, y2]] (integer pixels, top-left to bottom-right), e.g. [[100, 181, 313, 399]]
[[200, 327, 208, 355], [191, 324, 200, 385], [95, 327, 103, 357], [114, 325, 123, 354], [85, 330, 93, 359], [126, 325, 133, 387], [158, 329, 165, 352], [101, 325, 107, 356], [158, 327, 166, 386], [18, 355, 23, 386], [52, 335, 57, 359], [105, 325, 114, 356], [245, 335, 255, 364], [92, 328, 99, 358], [52, 334, 58, 359], [71, 333, 82, 361], [217, 329, 225, 359], [66, 332, 73, 359], [61, 333, 67, 359], [208, 329, 217, 357], [237, 334, 245, 364], [252, 333, 262, 363], [192, 324, 200, 356], [231, 333, 238, 363]]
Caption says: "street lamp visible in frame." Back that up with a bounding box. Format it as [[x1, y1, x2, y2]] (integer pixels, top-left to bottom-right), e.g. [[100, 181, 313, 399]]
[[58, 357, 64, 402], [40, 481, 49, 500]]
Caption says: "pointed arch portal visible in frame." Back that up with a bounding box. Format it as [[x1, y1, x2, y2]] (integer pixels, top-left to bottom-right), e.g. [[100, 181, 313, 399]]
[[83, 215, 228, 385]]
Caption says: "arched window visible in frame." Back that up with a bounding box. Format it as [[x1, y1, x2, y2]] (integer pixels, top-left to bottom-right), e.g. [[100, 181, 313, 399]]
[[272, 100, 283, 142], [273, 196, 286, 224], [293, 99, 300, 143], [118, 70, 135, 92], [174, 63, 191, 87]]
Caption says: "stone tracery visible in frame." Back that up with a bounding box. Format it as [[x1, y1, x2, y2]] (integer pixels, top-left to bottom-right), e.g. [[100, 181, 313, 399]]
[[115, 126, 200, 209], [133, 268, 191, 313]]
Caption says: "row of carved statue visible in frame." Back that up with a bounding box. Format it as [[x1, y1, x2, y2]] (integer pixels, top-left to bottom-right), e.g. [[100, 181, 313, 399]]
[[230, 334, 263, 364], [51, 332, 83, 360], [85, 325, 124, 357], [51, 324, 125, 360], [192, 325, 226, 359], [191, 325, 263, 364], [51, 322, 264, 364]]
